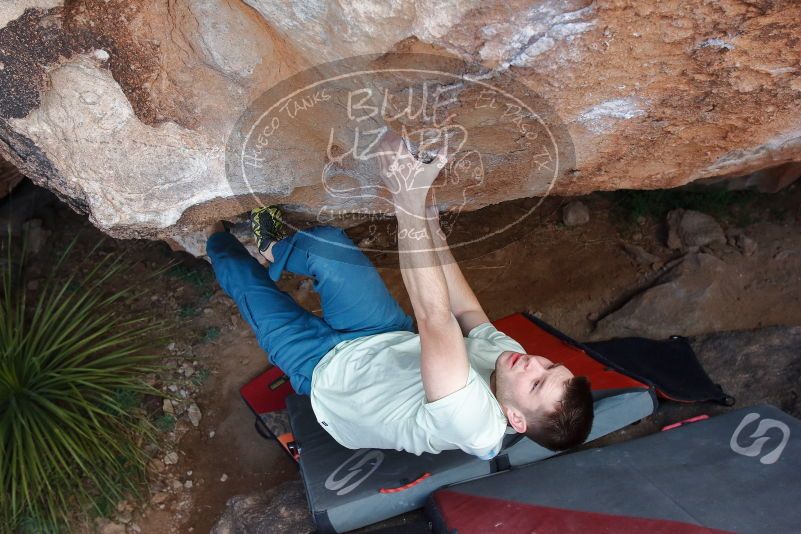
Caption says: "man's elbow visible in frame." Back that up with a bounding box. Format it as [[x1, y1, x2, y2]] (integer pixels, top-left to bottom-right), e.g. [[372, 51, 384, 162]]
[[454, 309, 490, 335], [416, 309, 455, 330]]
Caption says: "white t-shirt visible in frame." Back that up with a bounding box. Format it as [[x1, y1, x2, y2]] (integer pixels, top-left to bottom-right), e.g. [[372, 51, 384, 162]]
[[309, 322, 526, 457]]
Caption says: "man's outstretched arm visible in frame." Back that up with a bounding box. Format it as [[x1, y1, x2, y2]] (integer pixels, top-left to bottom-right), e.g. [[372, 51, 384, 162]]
[[426, 207, 490, 336], [377, 132, 469, 402], [395, 203, 470, 402]]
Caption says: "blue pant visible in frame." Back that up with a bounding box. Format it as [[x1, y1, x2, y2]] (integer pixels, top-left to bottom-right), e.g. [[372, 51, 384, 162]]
[[207, 225, 414, 395]]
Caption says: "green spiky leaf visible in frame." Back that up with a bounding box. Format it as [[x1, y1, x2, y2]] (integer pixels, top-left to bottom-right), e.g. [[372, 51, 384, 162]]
[[0, 235, 165, 533]]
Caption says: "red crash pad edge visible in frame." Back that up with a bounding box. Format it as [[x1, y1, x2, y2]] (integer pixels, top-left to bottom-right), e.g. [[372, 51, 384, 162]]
[[493, 313, 649, 393], [430, 490, 734, 534]]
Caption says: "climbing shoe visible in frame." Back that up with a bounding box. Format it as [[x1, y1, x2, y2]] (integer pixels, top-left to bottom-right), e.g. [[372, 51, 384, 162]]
[[250, 205, 289, 252]]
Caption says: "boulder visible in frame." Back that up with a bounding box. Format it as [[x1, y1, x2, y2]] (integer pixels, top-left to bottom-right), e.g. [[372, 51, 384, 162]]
[[591, 253, 732, 339], [0, 1, 799, 243], [693, 326, 801, 417], [666, 209, 726, 251], [211, 480, 314, 534]]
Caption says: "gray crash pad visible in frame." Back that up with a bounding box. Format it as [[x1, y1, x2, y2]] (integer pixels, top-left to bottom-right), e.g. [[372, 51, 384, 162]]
[[427, 404, 800, 534], [287, 313, 657, 532]]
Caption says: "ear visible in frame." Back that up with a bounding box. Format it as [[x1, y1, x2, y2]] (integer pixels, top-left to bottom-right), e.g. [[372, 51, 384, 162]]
[[503, 404, 527, 434]]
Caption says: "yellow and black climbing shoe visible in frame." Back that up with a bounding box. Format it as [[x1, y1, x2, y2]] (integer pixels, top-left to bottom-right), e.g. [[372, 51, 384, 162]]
[[250, 206, 289, 252]]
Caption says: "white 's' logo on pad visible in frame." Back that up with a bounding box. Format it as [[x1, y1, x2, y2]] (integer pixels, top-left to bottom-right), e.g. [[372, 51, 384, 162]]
[[730, 412, 790, 465], [325, 449, 385, 496]]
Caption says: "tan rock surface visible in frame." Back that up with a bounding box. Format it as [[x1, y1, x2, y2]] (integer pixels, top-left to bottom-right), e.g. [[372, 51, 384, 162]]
[[0, 0, 799, 240]]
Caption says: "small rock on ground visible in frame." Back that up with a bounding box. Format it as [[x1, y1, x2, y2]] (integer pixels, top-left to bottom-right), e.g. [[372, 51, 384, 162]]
[[187, 403, 202, 427], [562, 200, 590, 227], [150, 492, 170, 505], [666, 209, 725, 250], [726, 229, 758, 257], [22, 218, 51, 255], [620, 242, 660, 266], [98, 522, 127, 534]]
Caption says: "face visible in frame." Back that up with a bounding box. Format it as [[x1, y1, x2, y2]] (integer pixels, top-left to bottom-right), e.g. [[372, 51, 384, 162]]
[[493, 351, 574, 433]]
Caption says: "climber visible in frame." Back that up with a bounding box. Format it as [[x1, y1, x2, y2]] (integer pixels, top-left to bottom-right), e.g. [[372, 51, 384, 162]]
[[204, 130, 593, 457]]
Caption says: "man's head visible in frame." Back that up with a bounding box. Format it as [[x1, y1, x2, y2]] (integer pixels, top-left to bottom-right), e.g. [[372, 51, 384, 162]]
[[492, 351, 594, 451]]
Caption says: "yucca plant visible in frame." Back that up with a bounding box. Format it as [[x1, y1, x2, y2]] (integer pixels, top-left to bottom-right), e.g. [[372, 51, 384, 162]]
[[0, 236, 164, 533]]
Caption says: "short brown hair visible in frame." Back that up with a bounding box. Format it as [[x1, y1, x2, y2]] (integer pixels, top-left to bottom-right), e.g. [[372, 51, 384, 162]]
[[524, 376, 593, 451]]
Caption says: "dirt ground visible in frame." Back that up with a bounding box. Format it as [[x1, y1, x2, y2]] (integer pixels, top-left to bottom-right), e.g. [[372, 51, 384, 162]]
[[17, 182, 801, 533]]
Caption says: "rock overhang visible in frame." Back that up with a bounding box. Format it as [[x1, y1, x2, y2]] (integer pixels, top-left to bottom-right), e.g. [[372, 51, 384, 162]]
[[0, 0, 798, 242]]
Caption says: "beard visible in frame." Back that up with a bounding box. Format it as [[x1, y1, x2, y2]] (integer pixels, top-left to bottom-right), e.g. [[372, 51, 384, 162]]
[[490, 366, 514, 409]]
